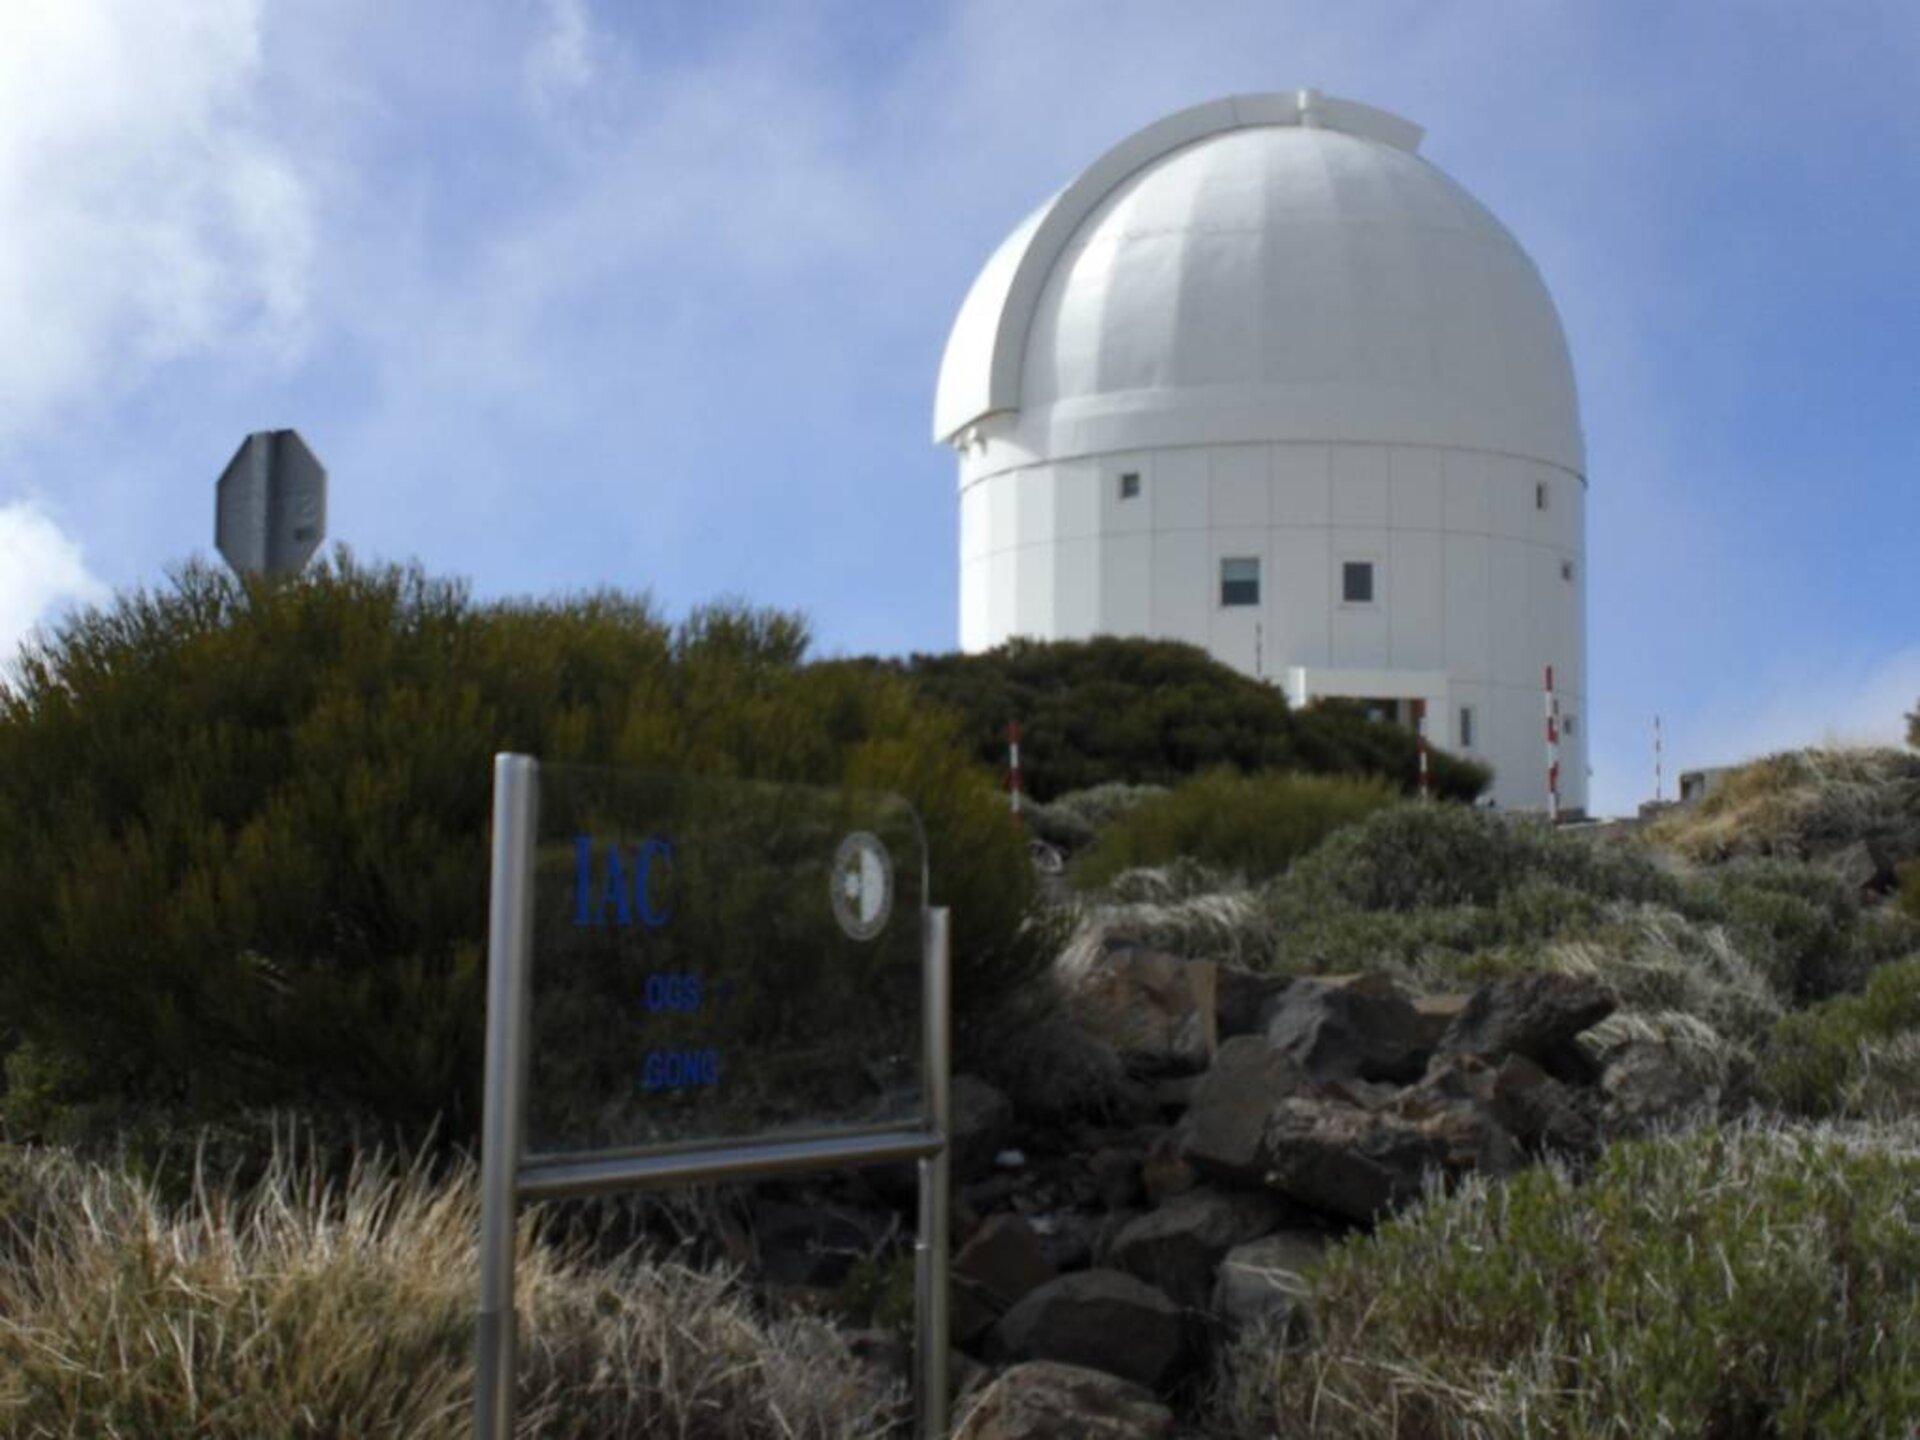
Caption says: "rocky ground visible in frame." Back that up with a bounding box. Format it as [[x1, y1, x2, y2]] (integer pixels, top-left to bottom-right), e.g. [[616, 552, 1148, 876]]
[[732, 938, 1709, 1438]]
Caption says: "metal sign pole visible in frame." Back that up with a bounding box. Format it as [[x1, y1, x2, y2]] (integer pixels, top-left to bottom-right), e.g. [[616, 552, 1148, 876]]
[[476, 755, 539, 1440], [916, 907, 952, 1440], [473, 758, 951, 1438]]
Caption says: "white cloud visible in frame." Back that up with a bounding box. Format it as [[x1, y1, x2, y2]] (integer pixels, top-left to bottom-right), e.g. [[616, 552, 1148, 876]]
[[526, 0, 597, 106], [1710, 648, 1920, 763], [0, 501, 109, 670], [0, 0, 316, 442]]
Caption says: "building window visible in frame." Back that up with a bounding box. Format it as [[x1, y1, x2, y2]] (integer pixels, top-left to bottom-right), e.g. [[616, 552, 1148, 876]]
[[1536, 481, 1549, 511], [1342, 560, 1375, 605], [1118, 471, 1141, 501], [1459, 706, 1475, 749], [1561, 558, 1575, 582], [1564, 713, 1577, 737], [1220, 557, 1260, 607]]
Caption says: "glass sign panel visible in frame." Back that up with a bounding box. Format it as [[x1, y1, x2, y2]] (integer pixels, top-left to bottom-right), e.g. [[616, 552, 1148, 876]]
[[524, 765, 926, 1161]]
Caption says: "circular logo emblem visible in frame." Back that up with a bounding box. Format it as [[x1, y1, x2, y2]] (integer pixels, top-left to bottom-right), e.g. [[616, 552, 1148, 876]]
[[830, 831, 894, 941]]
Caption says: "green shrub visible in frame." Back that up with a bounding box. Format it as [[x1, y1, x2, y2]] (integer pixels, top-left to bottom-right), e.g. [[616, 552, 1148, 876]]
[[1074, 771, 1397, 888], [1275, 803, 1682, 916], [0, 557, 1031, 1143], [1219, 1124, 1920, 1438], [1763, 959, 1920, 1118], [0, 1142, 899, 1438], [863, 637, 1490, 802], [1673, 857, 1920, 1004], [1024, 781, 1171, 851]]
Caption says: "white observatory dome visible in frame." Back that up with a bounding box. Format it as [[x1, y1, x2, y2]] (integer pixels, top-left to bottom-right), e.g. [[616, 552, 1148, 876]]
[[936, 92, 1581, 470], [937, 93, 1588, 813]]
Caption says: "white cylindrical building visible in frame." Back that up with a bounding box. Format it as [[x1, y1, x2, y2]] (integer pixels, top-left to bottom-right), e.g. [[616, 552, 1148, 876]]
[[934, 91, 1587, 812]]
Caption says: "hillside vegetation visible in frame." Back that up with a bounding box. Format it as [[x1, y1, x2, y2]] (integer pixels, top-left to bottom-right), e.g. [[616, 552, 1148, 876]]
[[0, 556, 1033, 1145], [3, 556, 1916, 1437], [864, 636, 1490, 803]]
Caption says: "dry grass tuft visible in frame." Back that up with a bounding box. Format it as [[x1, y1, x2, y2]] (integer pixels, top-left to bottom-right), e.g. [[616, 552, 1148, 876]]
[[1064, 862, 1277, 970], [1648, 745, 1920, 863], [0, 1138, 901, 1438]]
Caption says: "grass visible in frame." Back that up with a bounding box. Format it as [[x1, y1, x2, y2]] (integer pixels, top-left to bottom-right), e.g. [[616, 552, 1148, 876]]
[[1215, 1120, 1920, 1438], [0, 1137, 901, 1439], [1647, 745, 1920, 863], [1073, 770, 1397, 889]]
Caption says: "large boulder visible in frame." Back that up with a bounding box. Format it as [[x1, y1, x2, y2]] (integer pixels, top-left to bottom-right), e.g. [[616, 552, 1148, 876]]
[[1213, 1230, 1329, 1334], [1072, 945, 1219, 1073], [1218, 965, 1292, 1040], [1411, 993, 1471, 1048], [954, 1361, 1174, 1440], [990, 1270, 1186, 1389], [1437, 973, 1615, 1067], [1261, 974, 1432, 1084], [954, 1214, 1057, 1314], [1182, 1036, 1320, 1184], [1412, 1052, 1600, 1157], [1107, 1186, 1290, 1309], [1258, 1096, 1518, 1224]]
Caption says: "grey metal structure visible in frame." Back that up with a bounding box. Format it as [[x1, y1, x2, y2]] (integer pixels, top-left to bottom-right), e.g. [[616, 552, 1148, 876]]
[[214, 429, 327, 578], [474, 753, 952, 1439]]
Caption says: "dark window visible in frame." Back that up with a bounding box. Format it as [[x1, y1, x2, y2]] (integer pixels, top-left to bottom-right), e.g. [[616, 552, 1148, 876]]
[[1561, 558, 1575, 582], [1536, 481, 1549, 511], [1220, 557, 1260, 607], [1119, 471, 1141, 500], [1342, 560, 1374, 604], [1459, 706, 1475, 749]]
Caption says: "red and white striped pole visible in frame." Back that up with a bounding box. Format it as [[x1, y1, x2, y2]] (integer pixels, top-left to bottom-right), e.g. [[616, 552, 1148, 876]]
[[1543, 665, 1561, 823], [1007, 720, 1024, 821], [1654, 714, 1664, 803], [1414, 699, 1431, 802]]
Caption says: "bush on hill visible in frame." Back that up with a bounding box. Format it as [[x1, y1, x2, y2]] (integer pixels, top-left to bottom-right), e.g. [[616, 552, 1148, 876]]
[[0, 556, 1032, 1143], [1763, 959, 1920, 1119], [1277, 803, 1681, 916], [1219, 1123, 1920, 1438], [1073, 770, 1397, 888], [1647, 746, 1920, 864], [863, 637, 1490, 803], [1023, 781, 1168, 851]]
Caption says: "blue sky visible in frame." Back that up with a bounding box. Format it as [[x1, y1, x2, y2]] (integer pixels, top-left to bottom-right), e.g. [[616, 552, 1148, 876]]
[[2, 1, 1914, 816]]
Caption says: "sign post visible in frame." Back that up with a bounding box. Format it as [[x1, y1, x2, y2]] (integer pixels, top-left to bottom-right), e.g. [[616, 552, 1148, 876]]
[[475, 754, 951, 1439], [215, 429, 327, 579]]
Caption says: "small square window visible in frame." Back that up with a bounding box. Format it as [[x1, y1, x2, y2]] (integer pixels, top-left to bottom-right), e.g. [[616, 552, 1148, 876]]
[[1220, 557, 1260, 607], [1561, 559, 1575, 582], [1564, 714, 1577, 737], [1536, 481, 1549, 511], [1118, 471, 1141, 501], [1342, 560, 1374, 605], [1459, 706, 1475, 749]]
